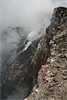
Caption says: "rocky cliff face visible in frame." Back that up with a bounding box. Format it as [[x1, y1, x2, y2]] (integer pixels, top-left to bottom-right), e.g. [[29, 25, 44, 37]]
[[26, 7, 67, 100], [1, 7, 67, 100], [26, 23, 67, 100]]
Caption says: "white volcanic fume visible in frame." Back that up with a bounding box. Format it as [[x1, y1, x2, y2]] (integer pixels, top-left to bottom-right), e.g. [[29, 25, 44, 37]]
[[0, 0, 67, 99], [0, 0, 67, 67]]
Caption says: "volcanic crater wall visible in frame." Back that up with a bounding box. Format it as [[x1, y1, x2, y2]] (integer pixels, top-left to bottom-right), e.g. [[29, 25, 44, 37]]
[[0, 7, 67, 100]]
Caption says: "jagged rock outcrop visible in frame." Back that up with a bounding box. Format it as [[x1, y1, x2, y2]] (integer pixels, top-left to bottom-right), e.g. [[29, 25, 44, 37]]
[[25, 7, 67, 100], [0, 7, 67, 100]]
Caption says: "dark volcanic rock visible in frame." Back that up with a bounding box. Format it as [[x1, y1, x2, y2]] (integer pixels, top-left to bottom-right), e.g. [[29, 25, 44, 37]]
[[1, 38, 41, 99], [0, 7, 67, 100]]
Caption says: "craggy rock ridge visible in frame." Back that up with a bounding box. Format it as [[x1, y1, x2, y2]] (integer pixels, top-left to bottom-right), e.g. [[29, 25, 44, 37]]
[[26, 7, 67, 100], [0, 7, 67, 100]]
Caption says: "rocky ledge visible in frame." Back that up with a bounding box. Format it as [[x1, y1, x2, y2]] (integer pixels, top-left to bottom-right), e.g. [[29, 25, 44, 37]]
[[0, 7, 67, 100]]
